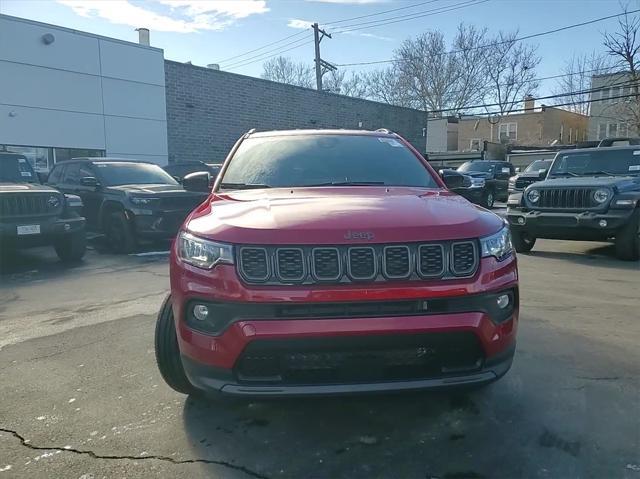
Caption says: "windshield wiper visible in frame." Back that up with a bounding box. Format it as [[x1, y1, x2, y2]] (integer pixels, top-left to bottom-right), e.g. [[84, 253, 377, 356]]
[[300, 181, 386, 187], [219, 182, 271, 190], [582, 170, 617, 176], [550, 172, 579, 177]]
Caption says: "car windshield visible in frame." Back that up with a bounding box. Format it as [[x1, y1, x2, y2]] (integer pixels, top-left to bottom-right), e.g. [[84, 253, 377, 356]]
[[548, 149, 640, 177], [0, 155, 39, 183], [457, 161, 496, 173], [219, 134, 438, 189], [95, 162, 178, 186], [524, 159, 552, 173]]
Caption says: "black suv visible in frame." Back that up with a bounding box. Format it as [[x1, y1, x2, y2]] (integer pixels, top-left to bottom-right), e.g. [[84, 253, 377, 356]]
[[507, 146, 640, 260], [508, 158, 553, 195], [457, 160, 515, 208], [47, 159, 208, 253], [0, 152, 86, 262]]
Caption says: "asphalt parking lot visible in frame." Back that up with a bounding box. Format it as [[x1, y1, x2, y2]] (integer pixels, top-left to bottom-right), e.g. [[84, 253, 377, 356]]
[[0, 235, 638, 479]]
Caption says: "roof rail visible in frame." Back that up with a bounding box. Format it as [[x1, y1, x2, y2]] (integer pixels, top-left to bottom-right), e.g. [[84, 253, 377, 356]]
[[244, 128, 257, 137], [375, 128, 393, 134]]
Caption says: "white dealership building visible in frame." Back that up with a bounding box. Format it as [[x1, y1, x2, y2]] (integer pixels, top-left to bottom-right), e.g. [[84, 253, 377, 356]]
[[0, 14, 168, 174]]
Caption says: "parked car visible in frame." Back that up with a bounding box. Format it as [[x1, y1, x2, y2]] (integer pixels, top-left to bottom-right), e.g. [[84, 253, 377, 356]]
[[597, 137, 640, 147], [47, 158, 208, 253], [457, 160, 516, 208], [155, 129, 519, 397], [507, 146, 640, 260], [163, 161, 222, 183], [0, 152, 86, 262], [508, 158, 553, 194]]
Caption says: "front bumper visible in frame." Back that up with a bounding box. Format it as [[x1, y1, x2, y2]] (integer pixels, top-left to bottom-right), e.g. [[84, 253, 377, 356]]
[[0, 215, 85, 247], [171, 255, 519, 396], [507, 208, 634, 240]]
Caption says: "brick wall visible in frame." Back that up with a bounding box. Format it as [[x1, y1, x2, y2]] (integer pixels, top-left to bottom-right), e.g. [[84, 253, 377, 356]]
[[165, 60, 427, 163]]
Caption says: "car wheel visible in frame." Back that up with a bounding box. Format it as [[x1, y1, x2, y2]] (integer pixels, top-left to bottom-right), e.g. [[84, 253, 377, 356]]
[[482, 189, 495, 209], [511, 228, 536, 253], [155, 294, 199, 396], [54, 230, 86, 262], [106, 211, 136, 254], [615, 209, 640, 261]]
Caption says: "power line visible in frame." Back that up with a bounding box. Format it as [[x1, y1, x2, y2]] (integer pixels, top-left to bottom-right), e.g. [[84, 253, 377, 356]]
[[334, 0, 487, 34], [223, 36, 312, 69], [323, 0, 444, 26], [429, 78, 638, 114], [217, 30, 308, 65], [336, 9, 640, 67], [224, 39, 314, 70]]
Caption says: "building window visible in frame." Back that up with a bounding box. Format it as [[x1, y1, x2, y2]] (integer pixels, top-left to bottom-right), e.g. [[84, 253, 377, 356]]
[[498, 122, 517, 141], [469, 139, 482, 151], [620, 123, 628, 136], [609, 122, 618, 137], [598, 123, 607, 140], [1, 145, 52, 173], [54, 148, 104, 163], [560, 123, 564, 142], [569, 128, 573, 143], [601, 87, 611, 103]]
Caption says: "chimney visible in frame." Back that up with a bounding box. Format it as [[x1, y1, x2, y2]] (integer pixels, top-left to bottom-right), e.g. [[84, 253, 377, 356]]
[[207, 64, 220, 70], [524, 95, 535, 112], [136, 28, 150, 46]]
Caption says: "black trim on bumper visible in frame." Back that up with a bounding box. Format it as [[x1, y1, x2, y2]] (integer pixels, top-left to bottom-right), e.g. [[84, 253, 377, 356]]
[[507, 208, 634, 239], [181, 343, 515, 397], [0, 216, 85, 247]]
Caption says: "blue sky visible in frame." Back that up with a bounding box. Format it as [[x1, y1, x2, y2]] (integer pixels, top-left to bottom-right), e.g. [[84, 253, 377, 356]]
[[0, 0, 632, 96]]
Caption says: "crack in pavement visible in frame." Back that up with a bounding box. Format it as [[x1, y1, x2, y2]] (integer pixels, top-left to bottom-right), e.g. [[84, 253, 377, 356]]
[[1, 427, 269, 479]]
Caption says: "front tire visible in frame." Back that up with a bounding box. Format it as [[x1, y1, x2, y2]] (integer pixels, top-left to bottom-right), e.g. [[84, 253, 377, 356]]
[[55, 231, 86, 262], [155, 294, 199, 395], [482, 188, 495, 209], [106, 211, 137, 254], [511, 228, 536, 253], [615, 209, 640, 261]]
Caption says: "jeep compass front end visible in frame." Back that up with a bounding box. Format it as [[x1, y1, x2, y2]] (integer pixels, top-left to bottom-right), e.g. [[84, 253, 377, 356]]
[[155, 129, 519, 396]]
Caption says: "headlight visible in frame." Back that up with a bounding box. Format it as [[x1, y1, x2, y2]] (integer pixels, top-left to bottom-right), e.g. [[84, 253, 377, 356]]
[[64, 194, 83, 208], [177, 231, 234, 269], [470, 178, 485, 187], [480, 226, 513, 261], [130, 196, 159, 206], [593, 189, 610, 204], [527, 189, 540, 203]]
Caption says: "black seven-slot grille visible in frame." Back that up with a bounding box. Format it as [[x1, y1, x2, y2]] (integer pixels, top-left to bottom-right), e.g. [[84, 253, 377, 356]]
[[535, 188, 599, 209], [237, 241, 479, 285], [0, 193, 60, 217]]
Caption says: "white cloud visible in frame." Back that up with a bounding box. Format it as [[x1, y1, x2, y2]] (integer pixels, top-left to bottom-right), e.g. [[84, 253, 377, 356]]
[[57, 0, 268, 33], [342, 30, 393, 42], [287, 18, 314, 30], [306, 0, 386, 4]]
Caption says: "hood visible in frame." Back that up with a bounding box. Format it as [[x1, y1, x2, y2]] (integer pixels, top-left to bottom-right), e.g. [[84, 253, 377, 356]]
[[532, 175, 640, 191], [107, 184, 203, 196], [0, 182, 59, 193], [185, 187, 504, 245], [517, 171, 545, 180]]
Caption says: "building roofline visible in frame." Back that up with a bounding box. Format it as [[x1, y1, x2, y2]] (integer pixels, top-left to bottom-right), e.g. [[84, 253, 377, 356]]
[[0, 13, 163, 53]]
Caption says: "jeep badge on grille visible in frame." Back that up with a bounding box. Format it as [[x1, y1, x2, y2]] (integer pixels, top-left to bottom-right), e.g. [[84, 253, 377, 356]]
[[344, 231, 375, 241]]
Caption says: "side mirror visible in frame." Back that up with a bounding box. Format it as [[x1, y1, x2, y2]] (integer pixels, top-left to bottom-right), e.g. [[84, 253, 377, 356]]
[[440, 169, 466, 189], [80, 176, 99, 188], [538, 169, 548, 179], [515, 167, 521, 173], [183, 171, 211, 193]]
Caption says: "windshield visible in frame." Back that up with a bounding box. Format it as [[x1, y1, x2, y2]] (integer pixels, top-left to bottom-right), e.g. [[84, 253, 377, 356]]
[[457, 161, 496, 173], [219, 134, 438, 189], [548, 149, 640, 177], [0, 155, 39, 183], [524, 159, 552, 173], [95, 162, 178, 186]]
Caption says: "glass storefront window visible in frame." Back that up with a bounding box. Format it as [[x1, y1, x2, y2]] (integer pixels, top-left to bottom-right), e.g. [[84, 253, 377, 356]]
[[2, 145, 52, 173], [54, 148, 105, 162]]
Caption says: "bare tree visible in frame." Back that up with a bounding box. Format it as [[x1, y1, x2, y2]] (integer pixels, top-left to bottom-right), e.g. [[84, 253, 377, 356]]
[[261, 56, 314, 88], [481, 30, 541, 116], [552, 52, 611, 115], [393, 24, 490, 114], [323, 70, 368, 97], [362, 66, 415, 108], [603, 5, 640, 134]]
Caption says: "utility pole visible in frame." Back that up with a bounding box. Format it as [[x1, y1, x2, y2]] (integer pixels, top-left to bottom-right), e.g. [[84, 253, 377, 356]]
[[312, 22, 336, 91]]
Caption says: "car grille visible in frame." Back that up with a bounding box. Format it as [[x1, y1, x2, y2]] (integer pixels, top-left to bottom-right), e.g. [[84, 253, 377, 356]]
[[158, 196, 204, 210], [237, 241, 479, 285], [0, 194, 60, 217], [536, 188, 598, 209], [235, 333, 484, 385], [515, 177, 537, 190]]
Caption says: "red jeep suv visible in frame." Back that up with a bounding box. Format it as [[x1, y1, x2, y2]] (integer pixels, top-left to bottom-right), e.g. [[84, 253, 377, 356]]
[[155, 129, 519, 396]]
